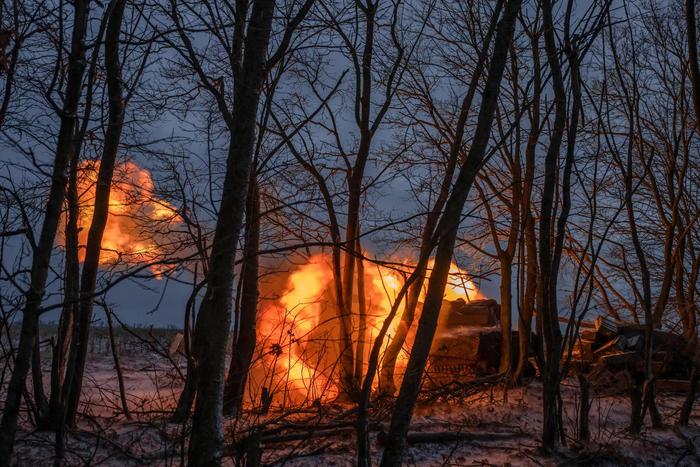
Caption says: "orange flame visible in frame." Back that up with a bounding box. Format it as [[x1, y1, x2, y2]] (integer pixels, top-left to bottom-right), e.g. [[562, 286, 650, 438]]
[[251, 253, 483, 407], [60, 160, 180, 274]]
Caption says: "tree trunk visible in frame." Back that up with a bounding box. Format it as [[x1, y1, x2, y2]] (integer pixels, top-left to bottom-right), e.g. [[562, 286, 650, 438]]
[[679, 3, 700, 428], [187, 2, 275, 464], [629, 372, 644, 434], [378, 266, 423, 396], [172, 269, 203, 422], [275, 112, 354, 403], [679, 367, 699, 427], [675, 237, 693, 338], [499, 258, 512, 374], [514, 29, 540, 383], [340, 215, 359, 398], [45, 154, 80, 431], [377, 0, 504, 396], [0, 0, 21, 128], [354, 237, 368, 383], [339, 2, 382, 400], [0, 0, 91, 462], [652, 228, 677, 327], [63, 0, 128, 427], [515, 214, 537, 381], [379, 2, 521, 464], [223, 177, 260, 417], [543, 0, 592, 447], [578, 374, 590, 441], [104, 305, 130, 419], [686, 0, 700, 127], [605, 0, 657, 434], [31, 334, 47, 420]]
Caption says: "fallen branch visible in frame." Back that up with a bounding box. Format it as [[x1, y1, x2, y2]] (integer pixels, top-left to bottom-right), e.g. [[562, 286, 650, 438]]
[[378, 430, 527, 446], [260, 426, 356, 444], [420, 372, 506, 403]]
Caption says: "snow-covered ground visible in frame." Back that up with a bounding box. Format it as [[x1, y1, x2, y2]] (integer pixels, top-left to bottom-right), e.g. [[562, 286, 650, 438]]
[[7, 352, 700, 466]]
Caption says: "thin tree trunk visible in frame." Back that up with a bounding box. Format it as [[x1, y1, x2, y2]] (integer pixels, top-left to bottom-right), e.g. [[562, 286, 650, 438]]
[[499, 258, 512, 374], [223, 177, 260, 417], [679, 367, 699, 426], [339, 1, 385, 400], [678, 1, 700, 427], [0, 0, 91, 462], [686, 0, 700, 127], [340, 220, 359, 399], [538, 0, 578, 450], [603, 1, 658, 434], [49, 154, 80, 456], [45, 154, 80, 431], [629, 372, 644, 433], [652, 228, 678, 327], [578, 374, 590, 441], [378, 0, 504, 396], [0, 0, 21, 128], [514, 28, 540, 383], [31, 334, 47, 420], [187, 2, 275, 464], [354, 236, 368, 383], [63, 0, 128, 427], [173, 269, 203, 422], [378, 264, 423, 396], [516, 214, 537, 381], [379, 2, 521, 464], [675, 237, 691, 336], [272, 109, 354, 403], [104, 304, 130, 420]]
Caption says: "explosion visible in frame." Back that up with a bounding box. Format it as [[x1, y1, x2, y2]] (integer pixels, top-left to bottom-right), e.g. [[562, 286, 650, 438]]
[[251, 253, 483, 407], [60, 160, 180, 273]]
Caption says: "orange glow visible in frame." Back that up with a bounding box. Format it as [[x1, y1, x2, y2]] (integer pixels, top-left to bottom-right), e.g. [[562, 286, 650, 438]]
[[432, 259, 483, 302], [252, 253, 483, 407], [60, 160, 180, 273]]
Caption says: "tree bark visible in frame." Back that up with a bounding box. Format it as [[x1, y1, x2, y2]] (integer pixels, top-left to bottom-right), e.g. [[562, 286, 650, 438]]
[[0, 0, 91, 462], [499, 258, 513, 373], [272, 109, 354, 403], [629, 372, 644, 434], [378, 0, 504, 396], [45, 153, 80, 431], [63, 0, 128, 427], [379, 2, 521, 464], [104, 304, 130, 420], [514, 27, 541, 383], [679, 367, 699, 427], [340, 0, 381, 398], [606, 10, 658, 434], [223, 177, 260, 417], [378, 256, 425, 396], [31, 334, 47, 420], [172, 270, 203, 422], [652, 226, 679, 327], [678, 2, 700, 428], [538, 0, 578, 450], [187, 2, 276, 464], [0, 0, 21, 128], [354, 236, 368, 383], [686, 0, 700, 127], [578, 374, 590, 441]]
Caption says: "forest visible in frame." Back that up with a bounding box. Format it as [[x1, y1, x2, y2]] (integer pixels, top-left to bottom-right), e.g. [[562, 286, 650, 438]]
[[2, 0, 700, 465]]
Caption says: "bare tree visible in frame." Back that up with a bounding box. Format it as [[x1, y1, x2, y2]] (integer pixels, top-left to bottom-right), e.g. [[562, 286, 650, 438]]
[[0, 0, 92, 461], [379, 1, 521, 464], [223, 173, 260, 416], [62, 0, 131, 428], [379, 0, 504, 396], [162, 0, 315, 463]]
